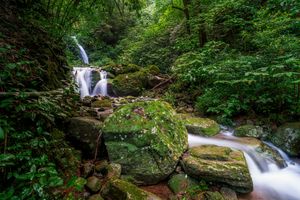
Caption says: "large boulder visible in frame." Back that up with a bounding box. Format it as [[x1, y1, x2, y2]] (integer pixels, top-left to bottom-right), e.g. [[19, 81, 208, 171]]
[[112, 65, 160, 96], [102, 101, 188, 185], [181, 145, 253, 193], [178, 114, 220, 136], [65, 117, 103, 158], [168, 174, 198, 194], [102, 63, 140, 76], [235, 137, 285, 168], [234, 125, 264, 139], [101, 179, 161, 200], [270, 122, 300, 156]]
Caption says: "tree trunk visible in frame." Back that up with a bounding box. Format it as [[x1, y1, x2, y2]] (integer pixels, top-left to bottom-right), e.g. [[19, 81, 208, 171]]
[[183, 0, 191, 34]]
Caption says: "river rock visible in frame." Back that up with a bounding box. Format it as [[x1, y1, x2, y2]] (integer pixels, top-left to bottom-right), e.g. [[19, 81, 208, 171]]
[[102, 63, 141, 76], [220, 187, 238, 200], [86, 176, 103, 193], [234, 125, 264, 138], [91, 99, 112, 108], [101, 179, 161, 200], [112, 65, 160, 96], [178, 114, 220, 136], [202, 191, 225, 200], [102, 101, 188, 185], [168, 173, 198, 194], [88, 194, 104, 200], [181, 145, 253, 193], [235, 137, 285, 168], [270, 122, 300, 156], [106, 163, 122, 179], [65, 117, 102, 158]]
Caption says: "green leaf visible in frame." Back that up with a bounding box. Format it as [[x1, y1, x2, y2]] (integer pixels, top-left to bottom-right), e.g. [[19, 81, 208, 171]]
[[48, 176, 64, 187]]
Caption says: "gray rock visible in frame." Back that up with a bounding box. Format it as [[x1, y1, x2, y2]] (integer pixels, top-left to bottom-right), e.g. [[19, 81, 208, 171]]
[[270, 122, 300, 156], [181, 145, 253, 193], [66, 117, 102, 158]]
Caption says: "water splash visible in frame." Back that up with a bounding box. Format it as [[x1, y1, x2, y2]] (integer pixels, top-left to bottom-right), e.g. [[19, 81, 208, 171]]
[[188, 130, 300, 200], [72, 36, 89, 64], [73, 67, 108, 98], [92, 71, 108, 96]]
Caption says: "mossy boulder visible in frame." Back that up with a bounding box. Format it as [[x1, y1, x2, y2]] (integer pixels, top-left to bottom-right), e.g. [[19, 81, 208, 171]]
[[112, 65, 160, 96], [181, 145, 253, 193], [102, 63, 141, 76], [234, 125, 264, 138], [270, 122, 300, 156], [235, 137, 285, 168], [202, 191, 225, 200], [101, 179, 161, 200], [65, 117, 102, 158], [168, 174, 198, 194], [91, 99, 112, 108], [178, 114, 220, 136], [88, 194, 104, 200], [86, 176, 103, 193], [102, 101, 188, 185]]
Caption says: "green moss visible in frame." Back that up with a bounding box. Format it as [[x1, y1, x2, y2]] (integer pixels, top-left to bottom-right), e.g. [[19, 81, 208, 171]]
[[235, 125, 263, 138], [168, 174, 198, 194], [102, 100, 188, 184], [101, 179, 158, 200], [91, 99, 112, 108], [178, 114, 220, 136], [102, 63, 140, 76], [112, 65, 160, 96], [181, 145, 253, 193]]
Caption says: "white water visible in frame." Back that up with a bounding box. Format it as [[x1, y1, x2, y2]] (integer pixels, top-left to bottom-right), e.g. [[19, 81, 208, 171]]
[[73, 67, 108, 98], [188, 129, 300, 200], [72, 36, 89, 64], [92, 71, 108, 96]]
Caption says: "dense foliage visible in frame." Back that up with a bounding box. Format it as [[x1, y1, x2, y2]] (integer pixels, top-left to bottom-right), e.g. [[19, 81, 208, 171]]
[[114, 0, 300, 122]]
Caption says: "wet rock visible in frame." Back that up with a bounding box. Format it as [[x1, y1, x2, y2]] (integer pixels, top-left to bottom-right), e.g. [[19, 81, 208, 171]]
[[112, 65, 160, 96], [102, 101, 188, 185], [96, 109, 113, 121], [95, 160, 109, 173], [181, 145, 253, 193], [202, 191, 225, 200], [91, 99, 112, 108], [88, 194, 104, 200], [102, 63, 141, 76], [86, 176, 103, 193], [101, 179, 161, 200], [220, 187, 238, 200], [82, 162, 94, 178], [234, 125, 264, 138], [168, 174, 198, 194], [236, 137, 285, 168], [81, 96, 93, 106], [270, 122, 300, 156], [178, 114, 220, 136], [106, 163, 122, 179], [66, 117, 102, 158]]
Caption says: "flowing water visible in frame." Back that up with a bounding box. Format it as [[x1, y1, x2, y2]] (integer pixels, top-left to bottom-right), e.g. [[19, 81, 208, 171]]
[[188, 129, 300, 200], [73, 67, 108, 98], [71, 36, 89, 64]]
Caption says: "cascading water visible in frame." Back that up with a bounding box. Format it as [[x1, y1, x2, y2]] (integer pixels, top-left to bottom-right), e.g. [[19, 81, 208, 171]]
[[73, 67, 108, 98], [188, 128, 300, 200], [92, 71, 108, 96], [71, 36, 89, 64]]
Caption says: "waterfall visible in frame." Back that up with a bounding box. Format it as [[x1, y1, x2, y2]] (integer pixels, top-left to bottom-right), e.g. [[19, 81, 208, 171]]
[[72, 36, 89, 64], [92, 71, 108, 96], [188, 130, 300, 200], [73, 67, 108, 98]]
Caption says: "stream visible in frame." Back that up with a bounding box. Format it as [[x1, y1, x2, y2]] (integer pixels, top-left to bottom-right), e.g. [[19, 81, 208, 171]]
[[188, 128, 300, 200]]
